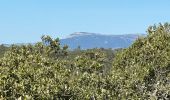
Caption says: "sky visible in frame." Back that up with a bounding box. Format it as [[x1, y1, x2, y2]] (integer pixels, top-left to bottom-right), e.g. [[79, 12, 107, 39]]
[[0, 0, 170, 44]]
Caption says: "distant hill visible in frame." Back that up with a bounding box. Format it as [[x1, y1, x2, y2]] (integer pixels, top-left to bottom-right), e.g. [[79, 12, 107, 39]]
[[60, 32, 145, 50], [1, 32, 145, 49]]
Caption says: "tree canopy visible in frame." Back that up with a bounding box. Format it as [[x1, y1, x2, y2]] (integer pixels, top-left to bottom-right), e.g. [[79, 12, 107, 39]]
[[0, 23, 170, 99]]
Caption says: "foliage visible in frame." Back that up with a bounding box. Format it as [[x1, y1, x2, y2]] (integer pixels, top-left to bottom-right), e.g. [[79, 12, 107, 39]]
[[0, 44, 9, 58], [111, 23, 170, 99], [0, 23, 170, 99], [41, 35, 68, 58], [0, 36, 114, 99]]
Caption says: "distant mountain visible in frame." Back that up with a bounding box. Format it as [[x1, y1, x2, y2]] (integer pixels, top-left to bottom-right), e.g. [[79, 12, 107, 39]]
[[60, 32, 145, 50], [1, 32, 145, 50], [0, 43, 32, 47]]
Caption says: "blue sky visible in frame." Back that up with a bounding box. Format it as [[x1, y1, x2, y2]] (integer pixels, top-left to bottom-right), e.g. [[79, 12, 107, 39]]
[[0, 0, 170, 44]]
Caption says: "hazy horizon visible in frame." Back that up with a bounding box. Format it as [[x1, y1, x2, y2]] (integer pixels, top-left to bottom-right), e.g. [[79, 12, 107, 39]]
[[0, 0, 170, 44]]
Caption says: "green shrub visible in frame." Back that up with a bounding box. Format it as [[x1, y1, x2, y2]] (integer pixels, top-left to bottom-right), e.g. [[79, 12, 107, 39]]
[[111, 23, 170, 99]]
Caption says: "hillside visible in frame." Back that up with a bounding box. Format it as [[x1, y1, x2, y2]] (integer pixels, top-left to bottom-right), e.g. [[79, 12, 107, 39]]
[[61, 32, 144, 49]]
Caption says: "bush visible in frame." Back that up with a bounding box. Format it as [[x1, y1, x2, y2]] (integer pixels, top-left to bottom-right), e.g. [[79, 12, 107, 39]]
[[111, 23, 170, 99], [0, 23, 170, 99]]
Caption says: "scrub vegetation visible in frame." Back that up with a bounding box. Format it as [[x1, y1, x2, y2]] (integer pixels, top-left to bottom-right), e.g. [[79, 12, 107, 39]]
[[0, 23, 170, 99]]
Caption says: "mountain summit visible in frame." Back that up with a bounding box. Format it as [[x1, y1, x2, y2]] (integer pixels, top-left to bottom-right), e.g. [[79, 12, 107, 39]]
[[65, 32, 100, 38], [61, 32, 144, 49]]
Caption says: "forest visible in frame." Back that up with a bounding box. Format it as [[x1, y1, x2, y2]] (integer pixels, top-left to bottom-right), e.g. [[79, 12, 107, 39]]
[[0, 23, 170, 99]]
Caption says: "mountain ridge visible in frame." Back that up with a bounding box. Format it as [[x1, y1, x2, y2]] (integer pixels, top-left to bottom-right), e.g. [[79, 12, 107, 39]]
[[60, 32, 145, 50], [1, 32, 146, 50]]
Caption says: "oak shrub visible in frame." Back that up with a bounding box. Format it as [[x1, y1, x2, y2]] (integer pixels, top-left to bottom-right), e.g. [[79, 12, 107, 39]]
[[0, 23, 170, 99]]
